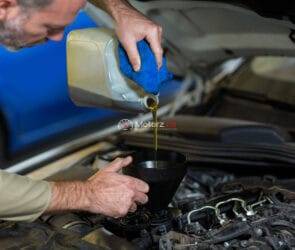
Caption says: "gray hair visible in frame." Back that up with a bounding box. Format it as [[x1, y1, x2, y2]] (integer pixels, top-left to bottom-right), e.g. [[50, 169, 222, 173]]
[[17, 0, 53, 8]]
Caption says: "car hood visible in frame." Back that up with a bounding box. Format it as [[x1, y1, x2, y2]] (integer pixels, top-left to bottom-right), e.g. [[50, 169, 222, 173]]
[[86, 0, 295, 74]]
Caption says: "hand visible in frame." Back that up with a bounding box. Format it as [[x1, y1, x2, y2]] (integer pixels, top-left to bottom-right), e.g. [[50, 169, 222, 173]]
[[85, 156, 149, 218], [113, 2, 163, 71], [46, 156, 148, 218]]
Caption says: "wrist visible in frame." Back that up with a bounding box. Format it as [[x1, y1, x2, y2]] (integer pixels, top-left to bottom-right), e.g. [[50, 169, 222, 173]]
[[46, 181, 90, 213], [83, 180, 104, 214], [90, 0, 135, 24], [108, 0, 133, 24]]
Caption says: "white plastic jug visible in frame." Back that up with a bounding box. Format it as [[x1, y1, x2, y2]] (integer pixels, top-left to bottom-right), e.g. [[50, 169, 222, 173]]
[[67, 28, 158, 112]]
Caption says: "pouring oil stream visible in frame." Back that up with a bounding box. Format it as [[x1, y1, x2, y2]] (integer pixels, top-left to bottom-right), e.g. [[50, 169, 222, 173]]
[[145, 95, 159, 164]]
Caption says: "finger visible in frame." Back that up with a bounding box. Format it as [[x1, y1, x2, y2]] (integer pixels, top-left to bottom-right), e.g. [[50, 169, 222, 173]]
[[146, 27, 163, 69], [103, 156, 133, 173], [121, 38, 141, 72], [126, 176, 149, 193], [133, 191, 149, 205], [129, 202, 137, 213]]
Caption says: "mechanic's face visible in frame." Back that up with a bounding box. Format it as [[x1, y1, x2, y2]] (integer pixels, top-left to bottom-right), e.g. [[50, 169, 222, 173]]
[[0, 0, 86, 50]]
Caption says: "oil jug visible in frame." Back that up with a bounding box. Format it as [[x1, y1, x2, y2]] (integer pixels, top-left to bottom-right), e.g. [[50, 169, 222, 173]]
[[67, 28, 158, 112]]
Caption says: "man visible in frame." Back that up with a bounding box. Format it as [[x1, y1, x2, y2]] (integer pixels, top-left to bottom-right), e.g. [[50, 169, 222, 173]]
[[0, 0, 163, 221]]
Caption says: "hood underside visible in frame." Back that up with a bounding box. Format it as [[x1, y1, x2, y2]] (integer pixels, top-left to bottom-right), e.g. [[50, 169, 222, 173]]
[[127, 0, 295, 73], [86, 0, 295, 73]]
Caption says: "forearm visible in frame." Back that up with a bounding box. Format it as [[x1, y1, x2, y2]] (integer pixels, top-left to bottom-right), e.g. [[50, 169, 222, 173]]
[[45, 181, 90, 213], [88, 0, 136, 22]]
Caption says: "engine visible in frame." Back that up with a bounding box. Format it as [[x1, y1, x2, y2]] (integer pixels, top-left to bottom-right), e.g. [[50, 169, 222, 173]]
[[95, 170, 295, 249], [1, 151, 295, 249]]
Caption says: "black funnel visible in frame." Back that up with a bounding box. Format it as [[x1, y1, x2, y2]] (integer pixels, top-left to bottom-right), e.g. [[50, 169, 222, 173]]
[[123, 149, 187, 212]]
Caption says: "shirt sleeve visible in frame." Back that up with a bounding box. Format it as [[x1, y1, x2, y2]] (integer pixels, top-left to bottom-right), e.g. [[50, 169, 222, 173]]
[[0, 170, 52, 222]]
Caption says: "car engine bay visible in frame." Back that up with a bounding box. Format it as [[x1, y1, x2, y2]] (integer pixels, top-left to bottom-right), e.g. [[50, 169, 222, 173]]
[[2, 159, 295, 250], [3, 58, 295, 249], [2, 113, 295, 249]]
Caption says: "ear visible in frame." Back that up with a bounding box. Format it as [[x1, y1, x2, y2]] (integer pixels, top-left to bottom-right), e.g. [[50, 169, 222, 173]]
[[0, 0, 18, 21]]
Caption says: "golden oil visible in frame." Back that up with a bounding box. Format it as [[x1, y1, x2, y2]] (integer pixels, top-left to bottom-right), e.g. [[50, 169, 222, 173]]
[[147, 97, 159, 154], [151, 105, 158, 152]]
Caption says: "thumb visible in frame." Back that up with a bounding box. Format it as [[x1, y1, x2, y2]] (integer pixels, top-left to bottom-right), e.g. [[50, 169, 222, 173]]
[[103, 156, 133, 173]]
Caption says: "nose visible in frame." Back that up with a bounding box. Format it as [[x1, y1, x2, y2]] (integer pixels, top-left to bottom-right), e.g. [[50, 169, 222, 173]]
[[47, 31, 64, 41]]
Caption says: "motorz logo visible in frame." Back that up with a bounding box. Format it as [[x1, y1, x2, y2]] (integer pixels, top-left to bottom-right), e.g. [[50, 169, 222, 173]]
[[118, 119, 177, 131], [118, 119, 134, 131]]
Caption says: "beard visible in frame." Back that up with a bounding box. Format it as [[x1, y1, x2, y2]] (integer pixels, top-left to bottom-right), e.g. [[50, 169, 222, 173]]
[[0, 11, 46, 51], [0, 11, 29, 51]]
